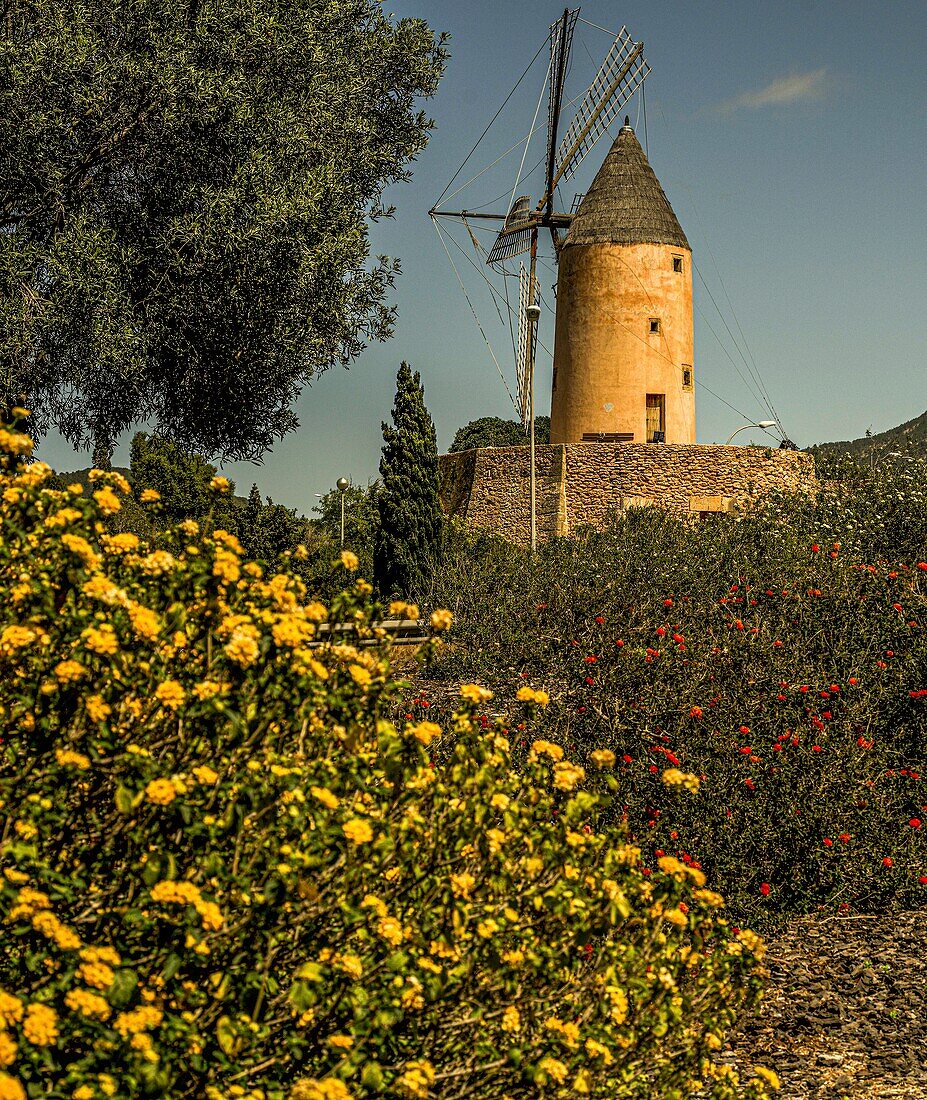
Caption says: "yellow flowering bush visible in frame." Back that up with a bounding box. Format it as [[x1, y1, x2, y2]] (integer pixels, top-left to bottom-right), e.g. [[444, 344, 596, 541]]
[[0, 415, 774, 1100]]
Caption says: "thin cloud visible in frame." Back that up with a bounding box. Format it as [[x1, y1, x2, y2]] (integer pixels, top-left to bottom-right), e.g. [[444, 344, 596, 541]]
[[718, 68, 828, 114]]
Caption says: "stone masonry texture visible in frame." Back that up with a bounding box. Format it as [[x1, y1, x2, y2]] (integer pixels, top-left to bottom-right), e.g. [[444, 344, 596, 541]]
[[438, 442, 817, 546]]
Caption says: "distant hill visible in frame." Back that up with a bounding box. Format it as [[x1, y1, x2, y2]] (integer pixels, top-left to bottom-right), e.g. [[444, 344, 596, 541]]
[[810, 410, 927, 461]]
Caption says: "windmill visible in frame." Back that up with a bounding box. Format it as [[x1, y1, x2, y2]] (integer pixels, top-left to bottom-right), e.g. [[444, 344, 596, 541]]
[[429, 8, 651, 550]]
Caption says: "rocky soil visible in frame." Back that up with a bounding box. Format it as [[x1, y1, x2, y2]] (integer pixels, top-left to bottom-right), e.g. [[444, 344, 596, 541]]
[[725, 910, 927, 1098]]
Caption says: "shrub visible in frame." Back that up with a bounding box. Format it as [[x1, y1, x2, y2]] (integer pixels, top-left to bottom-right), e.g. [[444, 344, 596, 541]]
[[0, 415, 774, 1100], [430, 484, 927, 920]]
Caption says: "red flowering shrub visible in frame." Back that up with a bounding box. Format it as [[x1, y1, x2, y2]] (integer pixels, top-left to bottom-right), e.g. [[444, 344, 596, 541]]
[[432, 469, 927, 921]]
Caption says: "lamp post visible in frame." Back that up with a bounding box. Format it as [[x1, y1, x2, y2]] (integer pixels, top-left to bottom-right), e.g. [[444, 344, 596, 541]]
[[525, 301, 542, 555], [336, 477, 350, 548], [725, 421, 777, 446]]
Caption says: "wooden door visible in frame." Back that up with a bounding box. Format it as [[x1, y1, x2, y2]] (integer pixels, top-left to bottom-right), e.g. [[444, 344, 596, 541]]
[[646, 394, 665, 442]]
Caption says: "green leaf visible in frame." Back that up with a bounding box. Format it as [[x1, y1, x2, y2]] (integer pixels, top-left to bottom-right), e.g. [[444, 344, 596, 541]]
[[115, 786, 135, 815]]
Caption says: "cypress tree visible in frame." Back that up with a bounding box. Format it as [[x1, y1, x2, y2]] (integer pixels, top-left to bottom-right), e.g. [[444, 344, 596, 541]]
[[374, 363, 443, 600]]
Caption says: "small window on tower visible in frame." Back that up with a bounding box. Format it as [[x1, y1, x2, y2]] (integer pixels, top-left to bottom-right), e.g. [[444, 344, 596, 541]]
[[673, 256, 683, 273], [682, 366, 693, 391], [649, 318, 661, 335]]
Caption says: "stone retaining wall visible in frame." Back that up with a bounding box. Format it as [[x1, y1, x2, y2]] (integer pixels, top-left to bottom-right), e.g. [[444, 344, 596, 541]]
[[438, 442, 816, 546]]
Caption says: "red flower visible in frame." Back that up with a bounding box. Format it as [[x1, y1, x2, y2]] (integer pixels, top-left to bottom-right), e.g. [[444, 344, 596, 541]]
[[839, 833, 851, 843], [739, 726, 750, 735], [882, 857, 894, 867], [649, 765, 658, 774], [811, 543, 819, 552], [812, 745, 823, 753], [655, 626, 666, 637], [909, 819, 922, 829], [622, 754, 633, 764], [615, 639, 624, 647], [663, 598, 673, 606], [919, 875, 927, 885], [689, 706, 703, 719], [759, 882, 771, 896], [823, 838, 833, 847], [594, 615, 605, 624], [584, 655, 597, 663], [893, 603, 903, 613], [849, 677, 858, 685], [773, 640, 784, 648]]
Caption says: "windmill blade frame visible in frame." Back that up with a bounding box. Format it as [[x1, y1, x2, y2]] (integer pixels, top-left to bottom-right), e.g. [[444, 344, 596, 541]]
[[545, 9, 579, 213], [552, 26, 650, 190], [486, 195, 536, 265], [516, 262, 537, 429]]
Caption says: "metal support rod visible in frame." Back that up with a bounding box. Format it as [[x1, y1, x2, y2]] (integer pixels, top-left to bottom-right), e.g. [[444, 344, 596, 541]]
[[340, 494, 345, 549], [527, 227, 540, 555]]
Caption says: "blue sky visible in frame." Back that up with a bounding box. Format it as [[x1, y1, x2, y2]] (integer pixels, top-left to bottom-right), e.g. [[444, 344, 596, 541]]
[[37, 0, 927, 511]]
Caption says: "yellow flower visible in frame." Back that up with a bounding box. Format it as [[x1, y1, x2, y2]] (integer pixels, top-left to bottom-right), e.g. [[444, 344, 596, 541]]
[[737, 929, 766, 960], [77, 961, 114, 990], [93, 487, 122, 515], [606, 985, 629, 1025], [60, 534, 100, 569], [449, 872, 475, 899], [213, 548, 241, 585], [661, 768, 700, 793], [664, 907, 688, 928], [339, 550, 359, 570], [64, 988, 111, 1021], [327, 1034, 354, 1049], [192, 765, 219, 786], [209, 476, 231, 493], [397, 1061, 435, 1100], [360, 894, 388, 918], [54, 660, 85, 684], [104, 532, 140, 553], [128, 603, 161, 642], [584, 1038, 614, 1064], [409, 720, 441, 747], [145, 779, 178, 806], [224, 625, 259, 667], [73, 1087, 94, 1100], [85, 695, 111, 723], [553, 761, 585, 791], [0, 1072, 26, 1100], [377, 917, 404, 946], [114, 1006, 162, 1037], [139, 488, 161, 503], [0, 993, 24, 1028], [539, 1058, 568, 1085], [154, 680, 185, 710], [290, 1079, 353, 1100], [342, 819, 373, 845], [459, 684, 493, 705], [515, 685, 549, 706], [500, 1005, 520, 1032], [692, 888, 725, 909], [751, 1066, 780, 1090], [332, 954, 363, 980], [348, 663, 372, 688], [0, 625, 37, 656], [82, 624, 118, 655], [530, 739, 564, 761], [0, 1032, 15, 1067], [54, 749, 91, 770], [590, 749, 616, 769], [310, 786, 339, 810], [476, 919, 498, 939], [272, 616, 313, 648], [192, 680, 223, 701], [0, 427, 34, 455], [429, 608, 452, 631]]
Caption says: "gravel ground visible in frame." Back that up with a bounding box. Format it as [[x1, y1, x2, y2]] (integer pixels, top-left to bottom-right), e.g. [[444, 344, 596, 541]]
[[724, 910, 927, 1098]]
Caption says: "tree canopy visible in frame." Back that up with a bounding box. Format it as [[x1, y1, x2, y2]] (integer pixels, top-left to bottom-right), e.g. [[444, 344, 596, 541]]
[[0, 0, 446, 461], [374, 362, 442, 599], [449, 416, 550, 453]]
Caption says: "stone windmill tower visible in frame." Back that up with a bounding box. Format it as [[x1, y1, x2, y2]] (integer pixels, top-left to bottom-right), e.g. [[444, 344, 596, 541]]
[[549, 119, 694, 446]]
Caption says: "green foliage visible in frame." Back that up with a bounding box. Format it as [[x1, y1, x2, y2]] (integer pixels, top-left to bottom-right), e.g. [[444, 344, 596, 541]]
[[0, 415, 776, 1100], [238, 482, 311, 562], [374, 363, 443, 600], [314, 482, 380, 580], [449, 416, 550, 453], [430, 471, 927, 921], [129, 433, 227, 522], [0, 0, 447, 460]]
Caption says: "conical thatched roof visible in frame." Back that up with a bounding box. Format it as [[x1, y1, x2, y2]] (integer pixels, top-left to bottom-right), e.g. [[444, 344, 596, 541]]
[[564, 122, 689, 250]]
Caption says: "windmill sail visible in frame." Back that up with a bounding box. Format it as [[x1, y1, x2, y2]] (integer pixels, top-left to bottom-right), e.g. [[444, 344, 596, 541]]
[[486, 195, 535, 266], [553, 26, 650, 189], [515, 262, 537, 429], [546, 9, 579, 201]]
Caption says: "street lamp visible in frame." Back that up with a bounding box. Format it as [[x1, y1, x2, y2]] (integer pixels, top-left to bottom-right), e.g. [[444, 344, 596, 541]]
[[525, 302, 542, 555], [725, 421, 777, 446], [336, 477, 350, 548]]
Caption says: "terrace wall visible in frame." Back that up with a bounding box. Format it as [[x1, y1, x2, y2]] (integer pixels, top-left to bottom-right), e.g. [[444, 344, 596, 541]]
[[438, 442, 816, 546]]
